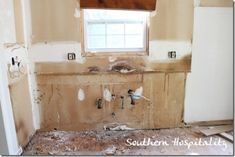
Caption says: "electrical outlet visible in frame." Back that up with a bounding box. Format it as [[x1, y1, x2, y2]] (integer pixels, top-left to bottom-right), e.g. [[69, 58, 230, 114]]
[[68, 53, 76, 60], [168, 51, 176, 59]]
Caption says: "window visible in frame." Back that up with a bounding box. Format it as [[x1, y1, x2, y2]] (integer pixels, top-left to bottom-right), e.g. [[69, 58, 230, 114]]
[[83, 9, 149, 55]]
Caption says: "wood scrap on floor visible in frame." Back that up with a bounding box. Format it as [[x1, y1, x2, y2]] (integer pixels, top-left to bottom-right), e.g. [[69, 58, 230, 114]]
[[219, 132, 233, 142], [197, 125, 233, 136]]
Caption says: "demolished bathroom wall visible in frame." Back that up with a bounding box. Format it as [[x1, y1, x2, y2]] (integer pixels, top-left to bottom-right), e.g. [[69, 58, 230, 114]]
[[36, 73, 186, 130], [24, 0, 232, 130], [26, 0, 192, 130]]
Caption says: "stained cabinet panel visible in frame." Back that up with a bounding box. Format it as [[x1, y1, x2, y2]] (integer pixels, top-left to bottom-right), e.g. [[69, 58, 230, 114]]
[[37, 72, 186, 131]]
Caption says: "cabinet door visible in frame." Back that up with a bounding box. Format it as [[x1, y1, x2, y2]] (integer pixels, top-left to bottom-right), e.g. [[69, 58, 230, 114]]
[[143, 73, 186, 128]]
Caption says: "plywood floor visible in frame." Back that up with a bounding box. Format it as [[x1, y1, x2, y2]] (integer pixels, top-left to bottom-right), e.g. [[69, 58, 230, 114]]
[[23, 127, 233, 155]]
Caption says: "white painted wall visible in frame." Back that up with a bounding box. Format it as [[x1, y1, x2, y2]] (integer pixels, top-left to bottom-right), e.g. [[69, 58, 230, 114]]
[[4, 46, 29, 65], [0, 48, 22, 155], [21, 0, 32, 48], [29, 42, 85, 63], [29, 40, 192, 62], [148, 41, 192, 61], [0, 0, 29, 154], [0, 100, 9, 155], [0, 0, 16, 44], [184, 7, 233, 122]]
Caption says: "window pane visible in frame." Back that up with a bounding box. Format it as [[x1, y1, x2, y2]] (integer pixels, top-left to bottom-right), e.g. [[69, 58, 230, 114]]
[[107, 35, 124, 48], [107, 24, 124, 35], [125, 23, 144, 35], [84, 9, 149, 52], [87, 35, 106, 49], [125, 35, 143, 48], [87, 24, 105, 35]]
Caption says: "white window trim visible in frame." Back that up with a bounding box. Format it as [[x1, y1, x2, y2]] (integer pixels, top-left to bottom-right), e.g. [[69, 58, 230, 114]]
[[83, 13, 149, 55]]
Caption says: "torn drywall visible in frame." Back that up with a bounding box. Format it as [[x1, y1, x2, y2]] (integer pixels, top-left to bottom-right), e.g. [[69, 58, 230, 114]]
[[103, 88, 112, 102], [108, 57, 117, 63], [74, 0, 80, 18], [78, 88, 85, 101], [133, 86, 143, 100]]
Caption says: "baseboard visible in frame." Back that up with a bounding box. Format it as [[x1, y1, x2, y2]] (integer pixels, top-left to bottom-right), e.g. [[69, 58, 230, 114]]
[[185, 119, 233, 126]]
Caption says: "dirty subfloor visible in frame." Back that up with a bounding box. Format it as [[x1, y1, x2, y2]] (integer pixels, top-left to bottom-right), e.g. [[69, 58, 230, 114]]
[[23, 127, 233, 155]]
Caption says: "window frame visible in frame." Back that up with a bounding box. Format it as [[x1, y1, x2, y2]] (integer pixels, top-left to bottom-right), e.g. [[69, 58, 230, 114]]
[[81, 10, 149, 57]]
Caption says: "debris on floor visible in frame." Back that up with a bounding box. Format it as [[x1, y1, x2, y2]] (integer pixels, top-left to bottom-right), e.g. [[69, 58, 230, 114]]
[[103, 146, 117, 155], [219, 132, 233, 142], [23, 128, 233, 155], [104, 124, 134, 131], [187, 121, 234, 143], [196, 125, 233, 136]]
